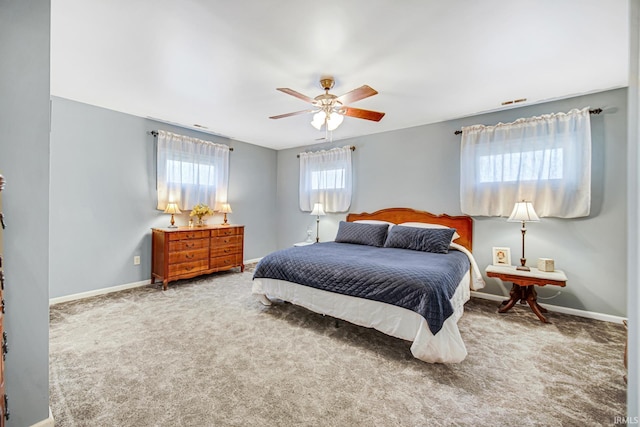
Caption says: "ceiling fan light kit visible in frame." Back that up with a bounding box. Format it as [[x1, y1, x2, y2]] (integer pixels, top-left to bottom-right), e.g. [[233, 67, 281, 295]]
[[270, 76, 385, 132], [311, 111, 343, 131]]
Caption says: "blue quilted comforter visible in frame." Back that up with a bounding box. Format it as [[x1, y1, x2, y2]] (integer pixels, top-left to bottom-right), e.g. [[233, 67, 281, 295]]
[[253, 242, 470, 335]]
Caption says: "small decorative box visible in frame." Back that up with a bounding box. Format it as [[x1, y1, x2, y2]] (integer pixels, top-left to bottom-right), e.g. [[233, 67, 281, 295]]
[[537, 258, 555, 272]]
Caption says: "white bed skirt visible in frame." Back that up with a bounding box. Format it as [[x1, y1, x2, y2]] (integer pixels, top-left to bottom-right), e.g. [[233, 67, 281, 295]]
[[252, 270, 471, 363]]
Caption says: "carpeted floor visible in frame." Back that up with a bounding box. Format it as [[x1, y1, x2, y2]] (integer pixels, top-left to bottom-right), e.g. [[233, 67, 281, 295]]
[[49, 269, 627, 426]]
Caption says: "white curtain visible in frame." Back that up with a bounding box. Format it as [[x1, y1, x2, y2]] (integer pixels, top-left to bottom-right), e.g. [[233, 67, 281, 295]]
[[460, 107, 591, 218], [299, 145, 352, 212], [156, 130, 229, 211]]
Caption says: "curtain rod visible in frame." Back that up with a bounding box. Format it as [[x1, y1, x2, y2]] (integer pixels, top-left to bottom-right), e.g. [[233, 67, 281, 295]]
[[297, 145, 356, 158], [149, 130, 234, 151], [453, 108, 603, 135]]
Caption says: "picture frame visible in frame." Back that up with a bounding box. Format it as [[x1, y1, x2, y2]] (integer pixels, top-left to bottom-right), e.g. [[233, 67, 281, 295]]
[[492, 247, 511, 266]]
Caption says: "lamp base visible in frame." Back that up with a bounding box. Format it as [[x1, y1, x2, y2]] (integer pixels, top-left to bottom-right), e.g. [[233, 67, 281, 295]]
[[168, 213, 178, 228], [221, 213, 230, 226], [517, 256, 529, 271]]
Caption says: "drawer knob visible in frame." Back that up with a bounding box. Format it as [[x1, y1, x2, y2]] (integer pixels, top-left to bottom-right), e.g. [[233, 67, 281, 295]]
[[185, 254, 194, 259]]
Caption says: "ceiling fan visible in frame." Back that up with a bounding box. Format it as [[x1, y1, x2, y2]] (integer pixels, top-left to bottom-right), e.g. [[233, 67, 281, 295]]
[[269, 76, 385, 131]]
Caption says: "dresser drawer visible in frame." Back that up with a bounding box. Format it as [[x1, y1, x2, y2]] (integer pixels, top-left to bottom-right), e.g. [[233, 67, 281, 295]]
[[169, 239, 208, 252], [210, 254, 243, 269], [211, 227, 242, 237], [168, 260, 209, 276], [168, 231, 208, 241], [211, 235, 242, 247], [168, 248, 209, 264], [152, 225, 245, 290], [210, 243, 242, 257]]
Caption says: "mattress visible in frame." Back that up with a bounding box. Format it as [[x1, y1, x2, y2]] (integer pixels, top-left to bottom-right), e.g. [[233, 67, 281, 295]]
[[251, 234, 485, 363], [253, 242, 470, 335], [252, 271, 471, 363]]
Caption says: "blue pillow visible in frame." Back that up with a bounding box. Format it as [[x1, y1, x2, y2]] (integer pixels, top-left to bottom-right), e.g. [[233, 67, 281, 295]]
[[383, 225, 454, 254], [334, 221, 389, 247]]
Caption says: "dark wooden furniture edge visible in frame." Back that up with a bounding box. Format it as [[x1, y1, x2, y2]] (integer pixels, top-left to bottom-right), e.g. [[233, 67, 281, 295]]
[[151, 263, 242, 290], [486, 271, 567, 288], [486, 270, 567, 323], [347, 207, 473, 251]]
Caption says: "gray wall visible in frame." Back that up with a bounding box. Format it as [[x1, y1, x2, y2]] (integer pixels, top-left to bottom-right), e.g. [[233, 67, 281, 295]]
[[50, 97, 277, 298], [0, 0, 51, 425], [277, 88, 628, 318], [628, 0, 639, 417]]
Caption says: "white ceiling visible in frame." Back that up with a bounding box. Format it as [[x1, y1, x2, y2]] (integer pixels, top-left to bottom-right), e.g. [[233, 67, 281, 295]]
[[51, 0, 629, 150]]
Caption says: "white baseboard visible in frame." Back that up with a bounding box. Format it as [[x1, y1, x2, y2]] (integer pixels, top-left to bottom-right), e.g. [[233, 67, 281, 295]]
[[31, 407, 54, 427], [49, 280, 151, 305], [471, 291, 627, 324], [50, 259, 261, 305]]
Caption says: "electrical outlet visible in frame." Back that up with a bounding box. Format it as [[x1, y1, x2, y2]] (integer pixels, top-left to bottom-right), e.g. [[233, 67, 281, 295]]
[[133, 256, 141, 265]]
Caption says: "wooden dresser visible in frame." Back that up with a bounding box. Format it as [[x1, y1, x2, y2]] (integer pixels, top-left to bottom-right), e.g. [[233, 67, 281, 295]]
[[151, 225, 244, 290], [0, 175, 8, 424]]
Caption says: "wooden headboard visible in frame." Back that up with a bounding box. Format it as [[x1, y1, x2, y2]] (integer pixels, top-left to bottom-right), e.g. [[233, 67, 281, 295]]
[[346, 207, 473, 251]]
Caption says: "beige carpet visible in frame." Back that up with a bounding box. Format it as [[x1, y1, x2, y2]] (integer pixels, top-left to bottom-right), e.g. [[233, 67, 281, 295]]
[[49, 269, 627, 426]]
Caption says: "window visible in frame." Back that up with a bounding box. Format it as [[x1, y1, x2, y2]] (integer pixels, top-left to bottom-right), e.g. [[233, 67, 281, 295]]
[[166, 160, 216, 186], [311, 168, 346, 190], [156, 131, 229, 211], [460, 108, 592, 218], [299, 146, 353, 212], [477, 148, 564, 183]]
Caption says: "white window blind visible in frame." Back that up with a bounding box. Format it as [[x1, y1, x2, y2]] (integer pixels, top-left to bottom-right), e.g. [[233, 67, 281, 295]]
[[156, 131, 229, 211], [460, 107, 592, 218], [299, 146, 352, 212]]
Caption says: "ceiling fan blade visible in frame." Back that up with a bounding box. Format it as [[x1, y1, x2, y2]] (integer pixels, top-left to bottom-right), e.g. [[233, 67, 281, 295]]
[[276, 88, 315, 104], [269, 109, 316, 119], [341, 107, 385, 122], [336, 85, 378, 105]]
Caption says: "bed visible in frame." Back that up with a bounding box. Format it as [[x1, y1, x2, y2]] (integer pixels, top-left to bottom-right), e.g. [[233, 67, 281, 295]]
[[252, 208, 485, 363]]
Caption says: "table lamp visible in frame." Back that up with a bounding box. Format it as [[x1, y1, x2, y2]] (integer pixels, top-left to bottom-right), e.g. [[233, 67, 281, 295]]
[[507, 200, 540, 271], [310, 203, 326, 243], [220, 203, 232, 226], [164, 202, 181, 228]]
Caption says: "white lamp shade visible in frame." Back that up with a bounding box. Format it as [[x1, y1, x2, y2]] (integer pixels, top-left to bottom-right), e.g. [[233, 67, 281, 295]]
[[220, 203, 232, 213], [164, 202, 181, 214], [310, 203, 326, 216], [311, 112, 325, 130], [508, 201, 540, 222], [326, 112, 344, 131]]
